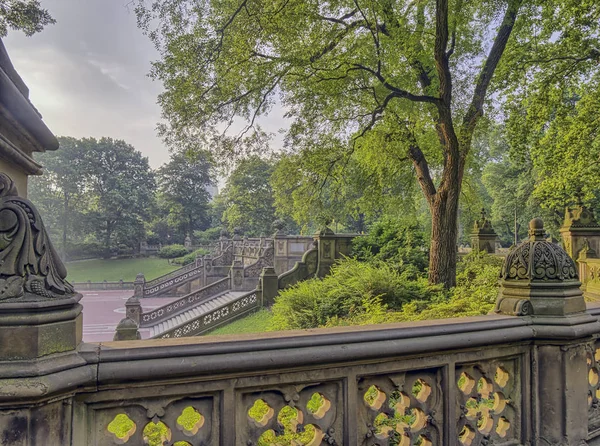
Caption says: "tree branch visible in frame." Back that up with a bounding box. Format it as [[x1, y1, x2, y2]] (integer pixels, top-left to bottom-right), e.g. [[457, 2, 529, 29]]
[[352, 63, 440, 104], [434, 0, 452, 105], [462, 0, 522, 135]]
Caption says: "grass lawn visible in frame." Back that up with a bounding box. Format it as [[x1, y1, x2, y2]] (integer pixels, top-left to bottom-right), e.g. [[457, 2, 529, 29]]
[[206, 309, 274, 336], [65, 258, 179, 283]]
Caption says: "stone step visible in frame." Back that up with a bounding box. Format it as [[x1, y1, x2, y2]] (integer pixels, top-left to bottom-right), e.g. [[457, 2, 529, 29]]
[[150, 289, 252, 338]]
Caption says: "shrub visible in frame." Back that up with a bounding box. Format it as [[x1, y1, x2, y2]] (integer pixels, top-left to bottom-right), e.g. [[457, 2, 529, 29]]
[[194, 227, 223, 244], [379, 251, 503, 322], [270, 258, 445, 330], [172, 248, 210, 265], [157, 244, 188, 259], [353, 218, 428, 276]]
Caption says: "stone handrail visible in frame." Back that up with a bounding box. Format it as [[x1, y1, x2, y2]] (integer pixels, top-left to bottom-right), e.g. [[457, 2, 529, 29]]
[[278, 248, 318, 289], [15, 309, 596, 445], [156, 288, 259, 339], [73, 280, 134, 291], [145, 260, 201, 288], [143, 262, 204, 297], [139, 276, 230, 327], [243, 246, 275, 278]]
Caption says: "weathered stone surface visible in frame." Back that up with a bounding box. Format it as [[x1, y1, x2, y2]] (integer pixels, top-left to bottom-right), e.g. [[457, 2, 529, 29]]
[[496, 218, 587, 317], [0, 174, 75, 301], [470, 208, 498, 253]]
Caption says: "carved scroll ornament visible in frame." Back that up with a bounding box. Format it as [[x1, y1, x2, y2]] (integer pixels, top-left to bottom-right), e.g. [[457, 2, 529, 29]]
[[0, 173, 74, 301]]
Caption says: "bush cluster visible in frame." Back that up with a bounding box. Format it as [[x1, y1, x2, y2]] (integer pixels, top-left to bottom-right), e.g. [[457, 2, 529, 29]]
[[270, 258, 446, 330], [172, 248, 210, 265], [157, 244, 188, 259], [270, 239, 503, 330]]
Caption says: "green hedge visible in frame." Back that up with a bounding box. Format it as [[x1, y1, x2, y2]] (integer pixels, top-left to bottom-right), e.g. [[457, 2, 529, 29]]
[[157, 244, 188, 259]]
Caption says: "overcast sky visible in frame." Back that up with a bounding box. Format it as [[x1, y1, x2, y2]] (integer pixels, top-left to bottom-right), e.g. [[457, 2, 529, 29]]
[[3, 0, 176, 169]]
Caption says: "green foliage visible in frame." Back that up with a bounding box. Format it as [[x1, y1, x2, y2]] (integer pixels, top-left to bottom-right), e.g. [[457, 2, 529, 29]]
[[352, 218, 428, 277], [157, 149, 214, 238], [220, 156, 282, 236], [0, 0, 55, 36], [32, 137, 156, 257], [157, 244, 188, 259], [270, 259, 444, 330], [193, 227, 222, 244], [272, 252, 501, 330], [136, 0, 578, 287], [172, 248, 210, 266]]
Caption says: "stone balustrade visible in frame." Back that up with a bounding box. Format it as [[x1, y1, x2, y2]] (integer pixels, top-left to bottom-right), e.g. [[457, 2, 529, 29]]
[[139, 277, 231, 327], [2, 310, 599, 445]]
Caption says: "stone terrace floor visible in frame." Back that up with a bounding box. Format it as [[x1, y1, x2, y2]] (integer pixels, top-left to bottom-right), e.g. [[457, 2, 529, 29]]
[[79, 290, 178, 342]]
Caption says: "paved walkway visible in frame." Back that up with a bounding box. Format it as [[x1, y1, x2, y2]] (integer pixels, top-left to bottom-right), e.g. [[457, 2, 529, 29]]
[[79, 290, 178, 342]]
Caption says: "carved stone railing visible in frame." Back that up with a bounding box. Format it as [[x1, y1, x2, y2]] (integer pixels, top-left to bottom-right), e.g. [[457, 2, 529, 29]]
[[139, 277, 230, 327], [145, 260, 202, 289], [73, 280, 134, 291], [51, 311, 597, 445], [243, 246, 275, 278], [156, 289, 259, 339], [278, 248, 318, 289]]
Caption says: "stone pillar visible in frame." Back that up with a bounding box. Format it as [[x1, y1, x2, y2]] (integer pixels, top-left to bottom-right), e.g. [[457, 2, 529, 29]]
[[314, 227, 336, 278], [260, 267, 279, 307], [125, 296, 142, 325], [0, 175, 84, 445], [470, 208, 497, 253], [184, 234, 192, 250], [203, 254, 212, 283], [231, 261, 244, 291], [560, 204, 600, 261], [313, 228, 357, 278], [133, 272, 145, 298], [495, 218, 600, 445], [274, 233, 288, 275], [113, 317, 141, 341]]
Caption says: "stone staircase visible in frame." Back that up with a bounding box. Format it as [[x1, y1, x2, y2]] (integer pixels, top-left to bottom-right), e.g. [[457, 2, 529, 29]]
[[147, 290, 247, 338]]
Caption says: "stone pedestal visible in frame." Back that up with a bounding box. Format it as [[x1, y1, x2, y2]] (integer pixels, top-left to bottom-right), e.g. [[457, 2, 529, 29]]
[[470, 208, 497, 253], [495, 218, 599, 445], [133, 272, 145, 298], [125, 296, 142, 325], [314, 228, 356, 278], [0, 296, 82, 361], [560, 204, 600, 261], [230, 261, 244, 291], [259, 267, 278, 307]]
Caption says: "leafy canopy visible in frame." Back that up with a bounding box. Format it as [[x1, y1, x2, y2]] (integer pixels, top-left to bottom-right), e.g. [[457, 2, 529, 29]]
[[0, 0, 55, 36]]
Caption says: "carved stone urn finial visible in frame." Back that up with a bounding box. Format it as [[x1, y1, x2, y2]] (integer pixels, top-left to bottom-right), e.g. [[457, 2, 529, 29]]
[[495, 218, 585, 317]]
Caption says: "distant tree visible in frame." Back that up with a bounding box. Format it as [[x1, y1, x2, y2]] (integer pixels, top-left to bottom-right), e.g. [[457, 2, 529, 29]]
[[220, 156, 278, 236], [0, 0, 55, 36], [80, 137, 156, 256], [29, 137, 87, 259], [157, 150, 214, 239]]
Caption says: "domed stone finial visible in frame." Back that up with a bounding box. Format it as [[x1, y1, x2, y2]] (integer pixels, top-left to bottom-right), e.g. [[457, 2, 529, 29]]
[[528, 217, 545, 241], [495, 217, 586, 317]]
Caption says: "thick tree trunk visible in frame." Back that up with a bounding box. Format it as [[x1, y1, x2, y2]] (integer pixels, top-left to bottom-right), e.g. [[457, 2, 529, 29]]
[[428, 190, 459, 288]]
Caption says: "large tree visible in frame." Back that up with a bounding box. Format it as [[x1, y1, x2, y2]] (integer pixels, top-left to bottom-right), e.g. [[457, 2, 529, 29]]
[[136, 0, 600, 287], [157, 150, 214, 239]]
